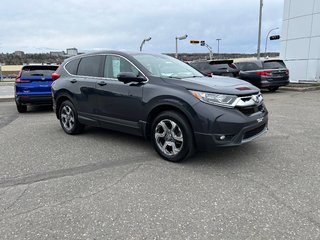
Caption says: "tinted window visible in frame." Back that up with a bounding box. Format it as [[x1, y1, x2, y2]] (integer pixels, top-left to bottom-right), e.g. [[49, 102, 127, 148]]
[[65, 58, 80, 75], [238, 62, 262, 71], [263, 61, 285, 69], [209, 63, 230, 71], [104, 56, 139, 79], [77, 55, 104, 77], [21, 65, 58, 77]]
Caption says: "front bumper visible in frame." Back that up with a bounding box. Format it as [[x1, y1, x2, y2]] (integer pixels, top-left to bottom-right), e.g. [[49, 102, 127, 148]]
[[191, 101, 268, 151]]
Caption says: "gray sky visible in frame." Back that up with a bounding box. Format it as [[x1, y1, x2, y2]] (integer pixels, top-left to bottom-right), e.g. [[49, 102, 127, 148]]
[[0, 0, 284, 54]]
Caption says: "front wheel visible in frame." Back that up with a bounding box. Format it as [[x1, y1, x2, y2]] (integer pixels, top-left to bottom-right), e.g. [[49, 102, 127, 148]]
[[151, 111, 194, 162], [59, 100, 84, 134]]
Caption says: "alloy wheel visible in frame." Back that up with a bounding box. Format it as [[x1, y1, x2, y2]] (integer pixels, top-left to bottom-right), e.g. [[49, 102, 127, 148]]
[[154, 119, 184, 157], [61, 105, 75, 131]]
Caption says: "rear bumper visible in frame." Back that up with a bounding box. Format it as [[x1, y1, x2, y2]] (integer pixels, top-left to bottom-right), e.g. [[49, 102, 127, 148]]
[[15, 94, 53, 105], [260, 77, 289, 88]]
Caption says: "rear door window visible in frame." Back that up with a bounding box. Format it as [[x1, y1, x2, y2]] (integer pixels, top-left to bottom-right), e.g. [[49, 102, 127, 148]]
[[77, 55, 104, 77], [263, 61, 286, 69]]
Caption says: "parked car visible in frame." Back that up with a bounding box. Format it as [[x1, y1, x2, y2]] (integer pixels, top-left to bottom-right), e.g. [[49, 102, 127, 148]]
[[234, 59, 289, 92], [189, 59, 240, 77], [15, 64, 59, 113], [52, 51, 268, 162]]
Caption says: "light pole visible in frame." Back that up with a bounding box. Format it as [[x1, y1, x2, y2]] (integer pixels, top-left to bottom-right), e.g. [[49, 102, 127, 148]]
[[139, 37, 152, 52], [264, 27, 279, 58], [175, 34, 188, 58], [257, 0, 263, 59], [216, 38, 222, 58]]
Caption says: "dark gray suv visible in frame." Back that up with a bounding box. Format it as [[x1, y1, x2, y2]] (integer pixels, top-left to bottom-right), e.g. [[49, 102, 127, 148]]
[[52, 51, 268, 162], [235, 59, 289, 92]]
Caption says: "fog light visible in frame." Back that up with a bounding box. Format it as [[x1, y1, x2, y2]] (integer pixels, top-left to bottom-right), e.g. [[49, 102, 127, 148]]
[[220, 135, 226, 140]]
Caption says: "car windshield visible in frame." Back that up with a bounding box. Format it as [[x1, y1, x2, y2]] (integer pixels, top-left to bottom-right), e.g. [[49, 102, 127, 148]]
[[132, 54, 203, 78]]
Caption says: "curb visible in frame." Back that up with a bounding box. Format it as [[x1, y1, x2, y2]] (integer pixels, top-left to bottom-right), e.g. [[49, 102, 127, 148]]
[[0, 97, 14, 102], [280, 86, 320, 92]]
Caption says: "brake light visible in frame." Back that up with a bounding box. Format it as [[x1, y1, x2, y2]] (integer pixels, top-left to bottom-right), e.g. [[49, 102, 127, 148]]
[[207, 72, 214, 77], [52, 72, 60, 81], [256, 70, 272, 76], [228, 63, 237, 69], [285, 69, 289, 75]]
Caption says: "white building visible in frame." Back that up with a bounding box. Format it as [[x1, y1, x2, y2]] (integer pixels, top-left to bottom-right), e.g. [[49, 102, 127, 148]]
[[280, 0, 320, 82], [66, 48, 78, 56]]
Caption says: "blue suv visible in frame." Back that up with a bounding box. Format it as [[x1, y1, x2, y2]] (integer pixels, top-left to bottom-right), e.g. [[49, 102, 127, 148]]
[[15, 64, 59, 113]]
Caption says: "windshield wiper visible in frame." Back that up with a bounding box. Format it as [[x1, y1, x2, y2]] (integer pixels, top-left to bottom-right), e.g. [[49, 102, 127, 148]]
[[183, 75, 203, 78]]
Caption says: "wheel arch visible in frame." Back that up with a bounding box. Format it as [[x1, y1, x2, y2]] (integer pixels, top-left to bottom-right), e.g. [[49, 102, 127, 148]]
[[55, 92, 74, 119], [145, 103, 196, 139]]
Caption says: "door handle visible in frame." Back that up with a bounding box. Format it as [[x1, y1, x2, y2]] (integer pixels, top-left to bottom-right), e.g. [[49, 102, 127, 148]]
[[98, 81, 107, 86], [70, 79, 77, 83]]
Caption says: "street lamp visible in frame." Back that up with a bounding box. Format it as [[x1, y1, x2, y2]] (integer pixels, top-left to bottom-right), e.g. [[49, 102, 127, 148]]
[[139, 37, 152, 52], [175, 34, 188, 58], [216, 38, 222, 58], [264, 27, 279, 58], [257, 0, 263, 59]]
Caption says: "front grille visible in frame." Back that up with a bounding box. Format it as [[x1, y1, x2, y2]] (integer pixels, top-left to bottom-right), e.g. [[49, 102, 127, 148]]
[[236, 104, 264, 116], [244, 124, 266, 140]]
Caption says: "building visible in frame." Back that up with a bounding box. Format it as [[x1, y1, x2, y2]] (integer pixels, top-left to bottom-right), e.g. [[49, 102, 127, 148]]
[[0, 65, 23, 80], [66, 48, 78, 56], [13, 51, 25, 57], [50, 51, 65, 57], [280, 0, 320, 82]]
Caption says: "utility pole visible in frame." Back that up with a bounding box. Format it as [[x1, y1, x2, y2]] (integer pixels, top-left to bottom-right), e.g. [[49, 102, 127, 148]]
[[216, 38, 221, 58], [257, 0, 263, 59]]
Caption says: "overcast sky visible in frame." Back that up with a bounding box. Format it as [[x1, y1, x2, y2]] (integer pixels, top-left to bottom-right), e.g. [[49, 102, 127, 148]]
[[0, 0, 284, 54]]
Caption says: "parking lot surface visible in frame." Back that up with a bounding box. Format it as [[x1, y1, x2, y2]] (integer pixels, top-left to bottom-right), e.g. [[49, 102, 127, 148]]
[[0, 90, 320, 239]]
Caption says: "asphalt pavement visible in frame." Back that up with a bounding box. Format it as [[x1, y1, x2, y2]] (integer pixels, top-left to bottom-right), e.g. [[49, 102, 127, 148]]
[[0, 90, 320, 239]]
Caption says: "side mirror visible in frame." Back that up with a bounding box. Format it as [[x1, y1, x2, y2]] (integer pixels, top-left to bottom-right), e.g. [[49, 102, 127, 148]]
[[117, 72, 146, 84]]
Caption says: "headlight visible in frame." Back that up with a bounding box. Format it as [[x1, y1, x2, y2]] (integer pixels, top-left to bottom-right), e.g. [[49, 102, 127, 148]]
[[189, 90, 238, 108]]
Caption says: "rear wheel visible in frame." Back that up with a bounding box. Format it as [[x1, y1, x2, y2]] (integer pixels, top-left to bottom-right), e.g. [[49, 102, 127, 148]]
[[151, 111, 194, 162], [59, 100, 84, 134], [268, 86, 279, 92], [16, 103, 27, 113]]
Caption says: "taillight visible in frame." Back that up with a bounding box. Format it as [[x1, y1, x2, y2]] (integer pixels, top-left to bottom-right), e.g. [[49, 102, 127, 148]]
[[256, 70, 272, 76], [285, 69, 289, 75], [52, 72, 60, 81], [207, 72, 214, 77], [228, 63, 237, 69]]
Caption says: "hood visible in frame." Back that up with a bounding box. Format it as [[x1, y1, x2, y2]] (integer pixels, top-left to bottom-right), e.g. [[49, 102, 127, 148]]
[[162, 76, 259, 95]]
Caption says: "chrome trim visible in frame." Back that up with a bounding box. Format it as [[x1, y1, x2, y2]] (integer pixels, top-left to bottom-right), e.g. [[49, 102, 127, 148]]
[[234, 93, 263, 107], [190, 91, 264, 108], [63, 53, 149, 83]]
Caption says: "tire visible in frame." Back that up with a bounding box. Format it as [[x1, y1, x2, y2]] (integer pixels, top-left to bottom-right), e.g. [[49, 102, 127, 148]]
[[59, 100, 84, 134], [16, 103, 27, 113], [151, 111, 194, 162], [268, 86, 279, 92]]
